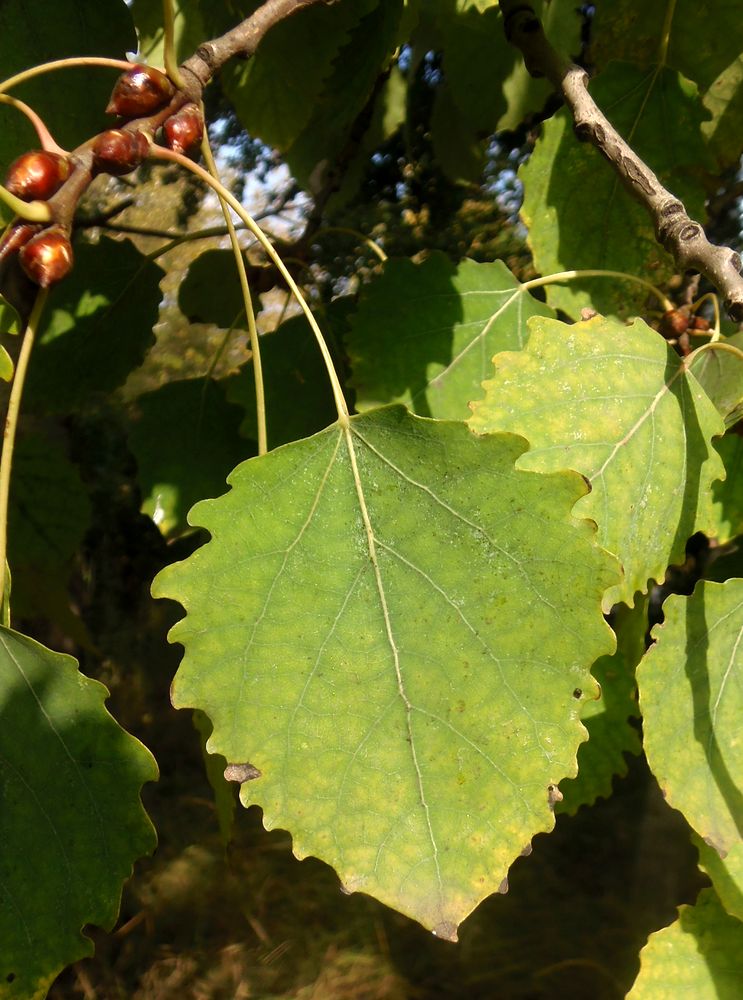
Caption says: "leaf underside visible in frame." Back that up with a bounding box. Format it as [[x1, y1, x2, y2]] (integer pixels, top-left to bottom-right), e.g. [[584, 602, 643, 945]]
[[154, 405, 617, 937]]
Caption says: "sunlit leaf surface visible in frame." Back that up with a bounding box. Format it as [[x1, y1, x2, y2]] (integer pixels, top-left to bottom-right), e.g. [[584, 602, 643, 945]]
[[154, 406, 617, 936]]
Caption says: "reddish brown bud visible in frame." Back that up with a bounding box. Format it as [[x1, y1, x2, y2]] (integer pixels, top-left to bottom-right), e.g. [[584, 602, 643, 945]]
[[18, 227, 73, 287], [92, 129, 150, 176], [163, 104, 203, 156], [5, 151, 70, 202], [659, 309, 690, 338], [0, 222, 43, 265], [691, 315, 711, 331], [106, 65, 175, 118]]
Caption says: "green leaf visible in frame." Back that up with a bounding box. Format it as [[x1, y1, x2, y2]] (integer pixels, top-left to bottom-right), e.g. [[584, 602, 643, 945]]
[[0, 0, 136, 218], [591, 1, 743, 169], [347, 253, 554, 420], [154, 405, 618, 936], [638, 579, 743, 859], [469, 315, 726, 608], [0, 628, 157, 998], [627, 889, 743, 999], [428, 0, 580, 142], [689, 334, 743, 428], [8, 427, 91, 621], [695, 836, 743, 923], [223, 307, 343, 450], [220, 0, 377, 154], [285, 1, 405, 189], [557, 597, 645, 815], [520, 62, 711, 317], [0, 344, 13, 381], [128, 378, 250, 536], [24, 237, 164, 413], [131, 0, 206, 67], [178, 249, 246, 330], [711, 433, 743, 546]]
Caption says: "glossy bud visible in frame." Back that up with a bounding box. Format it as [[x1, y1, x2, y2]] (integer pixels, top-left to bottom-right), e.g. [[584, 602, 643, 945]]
[[92, 129, 150, 176], [0, 222, 42, 265], [5, 150, 70, 202], [163, 104, 203, 156], [106, 65, 175, 118], [18, 227, 73, 287]]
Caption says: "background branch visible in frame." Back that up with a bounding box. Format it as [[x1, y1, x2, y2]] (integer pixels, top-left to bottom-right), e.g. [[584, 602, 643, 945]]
[[500, 0, 743, 322]]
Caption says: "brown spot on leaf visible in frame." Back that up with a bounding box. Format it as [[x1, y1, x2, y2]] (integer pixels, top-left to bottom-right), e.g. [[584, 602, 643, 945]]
[[224, 762, 262, 783]]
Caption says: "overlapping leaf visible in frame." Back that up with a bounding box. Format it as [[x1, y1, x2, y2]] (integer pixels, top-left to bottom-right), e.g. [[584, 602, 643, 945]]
[[638, 580, 743, 865], [24, 238, 164, 413], [520, 62, 710, 317], [0, 628, 157, 999], [557, 598, 645, 815], [689, 334, 743, 428], [695, 836, 743, 923], [710, 434, 743, 546], [469, 315, 726, 607], [284, 1, 405, 189], [128, 378, 250, 536], [592, 0, 743, 167], [154, 406, 617, 936], [348, 253, 554, 420], [627, 889, 743, 999], [218, 0, 378, 157], [424, 0, 580, 177]]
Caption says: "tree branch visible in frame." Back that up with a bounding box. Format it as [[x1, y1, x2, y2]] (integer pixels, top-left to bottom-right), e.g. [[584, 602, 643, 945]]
[[500, 0, 743, 322]]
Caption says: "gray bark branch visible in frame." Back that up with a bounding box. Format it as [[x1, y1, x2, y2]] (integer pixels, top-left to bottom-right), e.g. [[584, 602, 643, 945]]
[[500, 0, 743, 322]]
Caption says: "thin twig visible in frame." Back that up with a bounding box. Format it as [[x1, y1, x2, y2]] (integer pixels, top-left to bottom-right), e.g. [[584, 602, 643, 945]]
[[499, 0, 743, 322]]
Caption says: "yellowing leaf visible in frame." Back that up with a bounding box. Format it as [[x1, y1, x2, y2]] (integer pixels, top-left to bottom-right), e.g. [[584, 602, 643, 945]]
[[154, 406, 617, 936], [469, 315, 725, 607]]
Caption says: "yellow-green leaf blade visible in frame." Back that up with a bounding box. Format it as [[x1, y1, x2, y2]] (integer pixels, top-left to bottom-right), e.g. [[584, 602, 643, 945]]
[[347, 254, 553, 420], [638, 580, 743, 859], [627, 889, 743, 999], [469, 315, 725, 607], [153, 406, 617, 936]]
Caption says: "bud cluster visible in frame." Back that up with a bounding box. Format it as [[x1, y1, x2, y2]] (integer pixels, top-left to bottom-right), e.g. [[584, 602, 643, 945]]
[[1, 63, 204, 290]]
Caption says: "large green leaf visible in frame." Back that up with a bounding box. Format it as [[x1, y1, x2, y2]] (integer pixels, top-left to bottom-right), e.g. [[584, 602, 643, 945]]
[[153, 406, 617, 936], [638, 579, 743, 860], [0, 628, 157, 998], [627, 889, 743, 999], [285, 1, 405, 188], [128, 377, 250, 536], [557, 598, 645, 815], [0, 0, 136, 219], [520, 62, 711, 318], [592, 1, 743, 169], [347, 253, 554, 420], [469, 315, 726, 608], [426, 0, 580, 159], [220, 0, 377, 154], [24, 237, 164, 413]]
